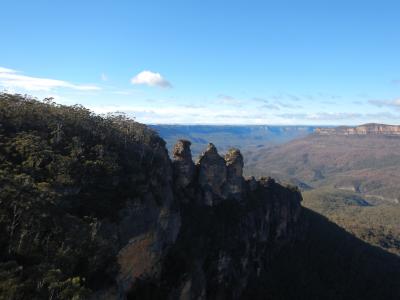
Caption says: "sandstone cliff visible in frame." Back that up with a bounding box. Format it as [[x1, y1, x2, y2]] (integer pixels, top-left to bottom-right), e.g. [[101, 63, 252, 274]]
[[111, 140, 302, 299], [315, 123, 400, 136]]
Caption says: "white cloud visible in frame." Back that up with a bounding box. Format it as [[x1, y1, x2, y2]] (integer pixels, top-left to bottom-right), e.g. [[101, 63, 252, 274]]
[[0, 67, 16, 73], [131, 70, 171, 88], [0, 66, 100, 91]]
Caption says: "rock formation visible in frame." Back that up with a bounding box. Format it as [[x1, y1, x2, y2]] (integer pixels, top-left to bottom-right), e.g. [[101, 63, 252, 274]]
[[122, 140, 303, 299], [172, 140, 195, 200], [224, 148, 244, 200], [172, 142, 246, 205], [197, 143, 228, 205]]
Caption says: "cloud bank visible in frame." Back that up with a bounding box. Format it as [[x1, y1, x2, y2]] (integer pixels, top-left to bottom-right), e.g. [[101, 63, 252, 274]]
[[0, 67, 100, 91]]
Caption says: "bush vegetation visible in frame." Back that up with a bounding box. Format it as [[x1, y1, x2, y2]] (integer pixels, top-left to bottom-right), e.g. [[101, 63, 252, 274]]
[[0, 93, 164, 299]]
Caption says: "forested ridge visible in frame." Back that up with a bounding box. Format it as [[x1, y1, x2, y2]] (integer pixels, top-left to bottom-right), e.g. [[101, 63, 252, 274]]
[[0, 93, 165, 299]]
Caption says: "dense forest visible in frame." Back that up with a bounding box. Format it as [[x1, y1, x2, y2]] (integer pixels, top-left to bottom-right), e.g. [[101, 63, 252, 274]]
[[0, 93, 166, 299]]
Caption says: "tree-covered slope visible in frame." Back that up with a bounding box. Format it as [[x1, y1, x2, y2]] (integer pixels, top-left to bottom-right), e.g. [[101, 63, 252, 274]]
[[0, 93, 169, 299]]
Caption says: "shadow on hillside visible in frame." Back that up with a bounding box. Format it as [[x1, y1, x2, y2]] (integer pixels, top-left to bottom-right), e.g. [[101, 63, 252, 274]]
[[243, 208, 400, 300]]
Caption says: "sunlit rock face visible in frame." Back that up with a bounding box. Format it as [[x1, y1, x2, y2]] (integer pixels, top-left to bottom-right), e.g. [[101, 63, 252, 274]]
[[315, 123, 400, 136], [194, 144, 244, 204], [197, 143, 228, 205], [224, 148, 244, 200], [172, 139, 195, 192]]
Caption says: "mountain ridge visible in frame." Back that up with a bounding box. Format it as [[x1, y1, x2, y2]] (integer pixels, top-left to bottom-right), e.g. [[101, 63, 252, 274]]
[[315, 123, 400, 136]]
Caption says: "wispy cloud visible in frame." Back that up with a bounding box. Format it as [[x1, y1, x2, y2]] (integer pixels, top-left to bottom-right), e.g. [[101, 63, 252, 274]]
[[131, 70, 172, 88], [216, 94, 242, 106], [87, 104, 276, 125], [251, 96, 301, 109], [278, 112, 362, 121], [369, 98, 400, 108], [0, 66, 100, 91], [259, 103, 280, 110]]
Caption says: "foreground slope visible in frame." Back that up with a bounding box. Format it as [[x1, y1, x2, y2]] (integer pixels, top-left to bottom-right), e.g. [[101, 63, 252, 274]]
[[1, 95, 400, 300]]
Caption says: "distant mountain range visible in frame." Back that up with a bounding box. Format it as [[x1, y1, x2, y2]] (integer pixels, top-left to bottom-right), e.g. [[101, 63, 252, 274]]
[[150, 125, 318, 157]]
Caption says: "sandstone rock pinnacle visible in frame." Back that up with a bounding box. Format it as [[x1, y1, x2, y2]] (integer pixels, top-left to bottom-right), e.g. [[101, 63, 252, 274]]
[[197, 143, 227, 205], [224, 148, 244, 199], [172, 139, 195, 191]]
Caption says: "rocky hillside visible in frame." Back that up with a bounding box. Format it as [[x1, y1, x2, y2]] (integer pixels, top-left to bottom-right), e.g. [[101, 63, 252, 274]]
[[1, 94, 400, 300]]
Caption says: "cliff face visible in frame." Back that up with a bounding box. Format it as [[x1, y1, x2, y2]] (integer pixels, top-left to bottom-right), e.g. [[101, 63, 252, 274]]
[[315, 123, 400, 136], [121, 140, 302, 299]]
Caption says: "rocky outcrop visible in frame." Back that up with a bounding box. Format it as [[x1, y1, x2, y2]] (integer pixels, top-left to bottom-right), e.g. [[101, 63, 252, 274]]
[[122, 141, 303, 299], [83, 136, 303, 299], [225, 148, 244, 200], [172, 140, 195, 201], [315, 123, 400, 136], [172, 142, 246, 205], [197, 143, 228, 205]]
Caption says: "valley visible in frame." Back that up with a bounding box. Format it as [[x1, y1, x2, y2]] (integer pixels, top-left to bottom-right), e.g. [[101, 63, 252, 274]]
[[154, 123, 400, 256]]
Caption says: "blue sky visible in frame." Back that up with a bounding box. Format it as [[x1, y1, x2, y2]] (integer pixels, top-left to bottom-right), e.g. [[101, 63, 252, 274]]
[[1, 0, 400, 125]]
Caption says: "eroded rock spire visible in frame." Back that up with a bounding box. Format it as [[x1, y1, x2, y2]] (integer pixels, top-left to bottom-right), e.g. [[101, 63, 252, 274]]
[[224, 148, 244, 199], [197, 143, 227, 205], [172, 139, 195, 193]]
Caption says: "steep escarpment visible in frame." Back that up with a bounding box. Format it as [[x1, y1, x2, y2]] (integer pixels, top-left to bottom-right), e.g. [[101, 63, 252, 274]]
[[315, 123, 400, 136], [129, 140, 400, 300], [128, 140, 302, 299]]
